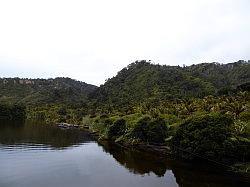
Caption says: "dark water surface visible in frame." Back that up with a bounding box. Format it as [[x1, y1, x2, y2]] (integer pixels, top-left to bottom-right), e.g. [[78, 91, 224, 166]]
[[0, 121, 249, 187]]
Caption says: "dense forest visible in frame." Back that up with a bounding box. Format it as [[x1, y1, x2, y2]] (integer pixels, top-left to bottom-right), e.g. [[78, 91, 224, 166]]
[[0, 77, 97, 106], [90, 60, 249, 113], [1, 60, 250, 173]]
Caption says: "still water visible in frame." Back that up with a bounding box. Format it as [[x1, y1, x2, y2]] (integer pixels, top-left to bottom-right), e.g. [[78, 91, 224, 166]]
[[0, 121, 249, 187]]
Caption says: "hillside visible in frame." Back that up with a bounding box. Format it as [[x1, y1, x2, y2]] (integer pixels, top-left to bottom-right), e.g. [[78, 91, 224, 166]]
[[0, 77, 97, 106], [1, 60, 249, 108], [83, 61, 250, 171], [90, 60, 250, 109], [184, 60, 250, 94]]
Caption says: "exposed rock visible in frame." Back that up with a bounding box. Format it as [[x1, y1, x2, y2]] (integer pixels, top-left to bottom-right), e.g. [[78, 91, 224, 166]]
[[57, 123, 79, 129]]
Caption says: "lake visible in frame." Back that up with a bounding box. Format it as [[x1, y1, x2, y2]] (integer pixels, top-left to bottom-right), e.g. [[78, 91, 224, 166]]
[[0, 121, 249, 187]]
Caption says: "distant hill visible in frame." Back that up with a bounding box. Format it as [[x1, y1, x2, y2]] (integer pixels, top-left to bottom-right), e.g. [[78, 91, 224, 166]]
[[90, 60, 250, 108], [0, 77, 97, 106], [184, 60, 250, 94], [1, 60, 249, 108]]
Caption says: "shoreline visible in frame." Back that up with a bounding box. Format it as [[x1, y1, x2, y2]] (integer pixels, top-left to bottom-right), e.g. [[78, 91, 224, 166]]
[[79, 125, 250, 176], [54, 122, 250, 177], [79, 125, 250, 177]]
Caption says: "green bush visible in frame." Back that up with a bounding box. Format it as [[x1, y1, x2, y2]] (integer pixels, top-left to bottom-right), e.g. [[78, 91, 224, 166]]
[[57, 107, 67, 116], [171, 112, 233, 161], [129, 116, 168, 144], [107, 118, 126, 139], [239, 111, 250, 122], [0, 104, 26, 121], [223, 137, 250, 162], [233, 120, 250, 137], [160, 114, 181, 124]]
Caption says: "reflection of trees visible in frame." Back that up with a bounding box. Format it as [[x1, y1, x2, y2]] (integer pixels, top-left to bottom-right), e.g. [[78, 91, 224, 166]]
[[0, 121, 94, 149], [1, 122, 249, 187], [99, 141, 168, 177], [169, 162, 250, 187], [172, 165, 250, 187], [100, 141, 250, 187]]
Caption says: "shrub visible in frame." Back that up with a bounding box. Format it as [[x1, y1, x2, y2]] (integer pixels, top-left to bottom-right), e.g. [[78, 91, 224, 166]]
[[107, 118, 126, 139], [239, 111, 250, 122], [129, 116, 168, 144], [223, 137, 250, 162], [171, 112, 233, 161], [57, 107, 67, 116], [0, 104, 26, 121], [148, 117, 169, 143], [160, 114, 181, 124], [233, 120, 250, 137]]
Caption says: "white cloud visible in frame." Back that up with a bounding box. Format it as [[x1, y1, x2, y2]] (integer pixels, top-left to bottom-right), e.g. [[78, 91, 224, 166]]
[[0, 0, 249, 85]]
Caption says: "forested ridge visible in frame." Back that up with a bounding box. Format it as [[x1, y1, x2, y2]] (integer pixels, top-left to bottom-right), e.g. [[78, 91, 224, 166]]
[[90, 60, 250, 113], [1, 60, 249, 108], [0, 77, 97, 106]]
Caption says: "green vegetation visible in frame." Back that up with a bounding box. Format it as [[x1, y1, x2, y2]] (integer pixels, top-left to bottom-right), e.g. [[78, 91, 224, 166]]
[[84, 57, 249, 170], [129, 116, 168, 144], [107, 118, 126, 140], [90, 60, 249, 113], [0, 104, 26, 121], [83, 91, 250, 172], [0, 77, 97, 106], [1, 60, 250, 172], [26, 105, 88, 125], [171, 112, 233, 160]]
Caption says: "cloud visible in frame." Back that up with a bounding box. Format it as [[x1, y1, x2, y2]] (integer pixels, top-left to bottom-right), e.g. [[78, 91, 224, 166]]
[[0, 0, 249, 85]]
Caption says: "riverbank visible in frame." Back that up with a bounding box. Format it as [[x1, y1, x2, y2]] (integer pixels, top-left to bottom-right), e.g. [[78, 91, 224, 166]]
[[2, 120, 250, 187], [25, 93, 250, 175], [80, 125, 172, 157], [79, 115, 250, 176]]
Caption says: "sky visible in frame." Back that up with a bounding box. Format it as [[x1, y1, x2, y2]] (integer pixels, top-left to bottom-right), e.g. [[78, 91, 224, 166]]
[[0, 0, 250, 86]]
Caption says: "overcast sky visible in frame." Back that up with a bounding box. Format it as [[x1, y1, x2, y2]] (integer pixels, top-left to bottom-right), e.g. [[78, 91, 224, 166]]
[[0, 0, 250, 85]]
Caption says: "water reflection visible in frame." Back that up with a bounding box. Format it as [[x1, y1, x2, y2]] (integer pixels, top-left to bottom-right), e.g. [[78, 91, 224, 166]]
[[0, 120, 94, 149], [100, 141, 168, 177], [99, 141, 250, 187], [0, 121, 249, 187]]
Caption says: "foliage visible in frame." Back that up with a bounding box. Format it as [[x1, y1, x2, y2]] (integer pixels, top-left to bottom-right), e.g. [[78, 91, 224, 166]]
[[0, 77, 97, 106], [26, 104, 88, 125], [107, 118, 126, 140], [129, 116, 168, 144], [90, 60, 250, 113], [0, 104, 26, 121], [171, 112, 239, 161], [239, 111, 250, 121], [233, 120, 250, 137]]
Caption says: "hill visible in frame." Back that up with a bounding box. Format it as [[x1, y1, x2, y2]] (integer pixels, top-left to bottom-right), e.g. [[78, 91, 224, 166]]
[[90, 60, 250, 110], [0, 77, 97, 106], [184, 60, 250, 94], [1, 60, 249, 109], [83, 61, 250, 170]]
